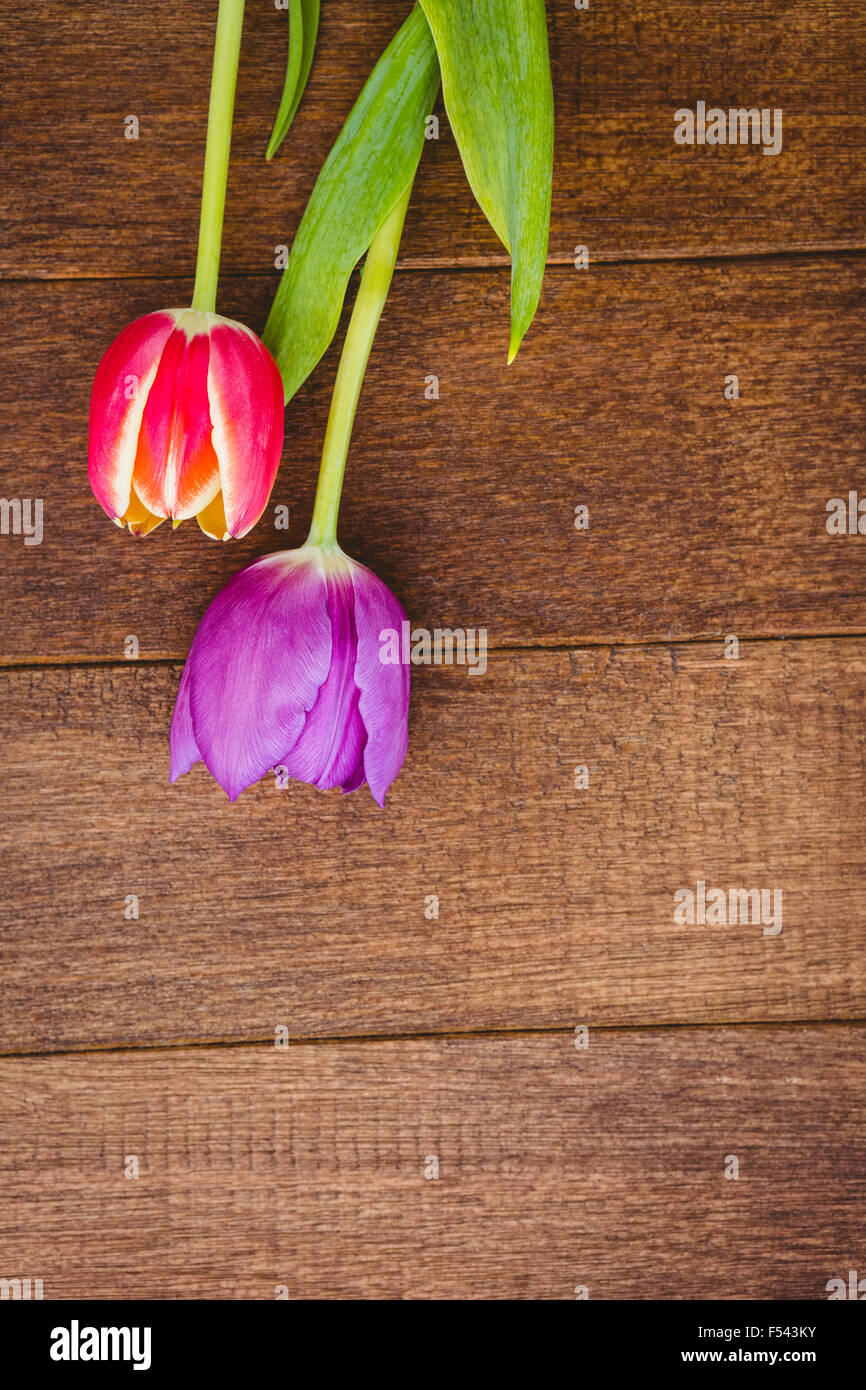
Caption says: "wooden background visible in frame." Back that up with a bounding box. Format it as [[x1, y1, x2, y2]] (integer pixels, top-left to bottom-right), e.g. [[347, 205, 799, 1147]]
[[0, 0, 864, 1299]]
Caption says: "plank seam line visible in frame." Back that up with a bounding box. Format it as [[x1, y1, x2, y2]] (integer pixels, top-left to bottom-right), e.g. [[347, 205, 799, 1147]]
[[1, 1016, 863, 1063], [1, 244, 865, 289], [3, 629, 866, 674]]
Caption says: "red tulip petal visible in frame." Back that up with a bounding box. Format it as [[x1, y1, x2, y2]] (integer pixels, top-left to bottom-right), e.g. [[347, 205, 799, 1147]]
[[207, 319, 285, 538], [88, 311, 176, 521], [133, 312, 221, 520], [121, 486, 166, 536]]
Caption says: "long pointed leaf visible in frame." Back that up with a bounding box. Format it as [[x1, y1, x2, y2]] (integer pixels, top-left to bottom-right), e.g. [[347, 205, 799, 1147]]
[[266, 0, 320, 160], [264, 4, 439, 402], [418, 0, 553, 361]]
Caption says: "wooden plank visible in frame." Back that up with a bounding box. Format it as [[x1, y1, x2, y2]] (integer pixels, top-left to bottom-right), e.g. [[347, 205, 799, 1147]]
[[2, 1, 864, 280], [1, 641, 863, 1053], [0, 1025, 861, 1298], [2, 258, 865, 662]]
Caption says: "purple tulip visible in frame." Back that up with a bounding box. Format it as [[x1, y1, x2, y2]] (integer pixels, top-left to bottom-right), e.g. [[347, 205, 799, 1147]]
[[170, 544, 410, 804]]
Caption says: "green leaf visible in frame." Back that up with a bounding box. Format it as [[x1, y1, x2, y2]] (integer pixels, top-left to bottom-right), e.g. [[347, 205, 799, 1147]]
[[266, 0, 320, 160], [264, 4, 439, 402], [418, 0, 553, 361]]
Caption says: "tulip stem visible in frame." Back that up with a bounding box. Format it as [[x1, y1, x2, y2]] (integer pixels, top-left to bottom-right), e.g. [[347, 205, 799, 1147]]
[[191, 0, 245, 314], [307, 183, 412, 548]]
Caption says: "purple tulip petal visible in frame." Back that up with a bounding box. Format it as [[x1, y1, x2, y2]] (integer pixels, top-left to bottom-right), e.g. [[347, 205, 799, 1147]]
[[185, 550, 332, 801], [340, 762, 368, 795], [169, 659, 200, 781], [280, 554, 367, 790], [351, 558, 410, 806], [169, 544, 412, 805]]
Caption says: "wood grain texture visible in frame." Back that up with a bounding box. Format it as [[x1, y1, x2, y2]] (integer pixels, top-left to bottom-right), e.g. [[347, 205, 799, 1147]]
[[1, 640, 863, 1053], [2, 257, 865, 663], [0, 1025, 862, 1298], [1, 0, 863, 1304], [2, 1, 864, 281]]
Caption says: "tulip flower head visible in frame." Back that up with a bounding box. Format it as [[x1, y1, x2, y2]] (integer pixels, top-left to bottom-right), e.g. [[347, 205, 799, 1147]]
[[170, 544, 410, 804], [88, 308, 285, 539]]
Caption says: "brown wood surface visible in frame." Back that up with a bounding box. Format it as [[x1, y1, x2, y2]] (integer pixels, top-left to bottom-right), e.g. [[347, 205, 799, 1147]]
[[2, 1, 865, 281], [0, 1026, 862, 1299], [0, 0, 863, 1301], [2, 256, 866, 662], [1, 640, 863, 1054]]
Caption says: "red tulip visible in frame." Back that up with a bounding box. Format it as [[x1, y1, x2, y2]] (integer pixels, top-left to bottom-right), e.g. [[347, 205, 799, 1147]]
[[88, 308, 284, 538]]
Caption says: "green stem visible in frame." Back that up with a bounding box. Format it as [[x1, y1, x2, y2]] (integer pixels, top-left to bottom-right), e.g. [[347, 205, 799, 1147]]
[[191, 0, 246, 314], [306, 184, 412, 548]]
